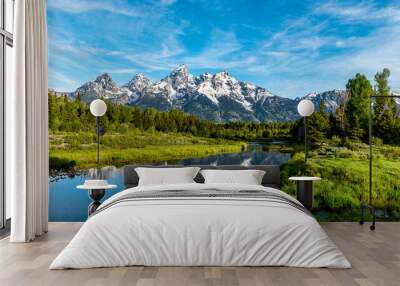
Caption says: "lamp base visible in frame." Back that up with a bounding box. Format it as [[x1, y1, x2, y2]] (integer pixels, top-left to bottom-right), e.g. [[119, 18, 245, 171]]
[[88, 189, 105, 216]]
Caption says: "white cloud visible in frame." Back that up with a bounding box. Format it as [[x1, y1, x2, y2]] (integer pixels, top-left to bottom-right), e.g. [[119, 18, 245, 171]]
[[50, 41, 100, 58], [110, 29, 247, 72], [48, 70, 79, 91], [241, 1, 400, 96], [335, 40, 345, 48], [244, 18, 333, 78], [47, 0, 141, 17], [316, 1, 400, 23], [160, 0, 177, 6], [107, 51, 124, 56], [319, 23, 400, 91], [123, 53, 176, 71], [262, 18, 329, 52], [48, 0, 188, 86], [104, 68, 139, 75], [182, 29, 247, 69], [113, 33, 186, 72]]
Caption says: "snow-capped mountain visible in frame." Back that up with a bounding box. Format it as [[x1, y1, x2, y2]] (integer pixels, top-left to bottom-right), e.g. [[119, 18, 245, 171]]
[[122, 73, 151, 104], [71, 65, 299, 122], [390, 91, 400, 107], [70, 65, 358, 122], [299, 90, 348, 113], [75, 73, 132, 104]]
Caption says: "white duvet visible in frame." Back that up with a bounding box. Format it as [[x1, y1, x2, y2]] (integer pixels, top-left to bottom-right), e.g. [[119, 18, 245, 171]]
[[50, 183, 351, 269]]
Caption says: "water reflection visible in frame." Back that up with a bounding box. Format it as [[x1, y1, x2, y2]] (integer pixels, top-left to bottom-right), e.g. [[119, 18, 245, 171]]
[[49, 167, 125, 222], [179, 151, 291, 166], [87, 166, 118, 179], [49, 147, 291, 222]]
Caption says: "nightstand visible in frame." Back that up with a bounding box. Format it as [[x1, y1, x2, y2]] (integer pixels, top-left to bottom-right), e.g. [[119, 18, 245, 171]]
[[77, 180, 117, 216], [289, 176, 321, 210]]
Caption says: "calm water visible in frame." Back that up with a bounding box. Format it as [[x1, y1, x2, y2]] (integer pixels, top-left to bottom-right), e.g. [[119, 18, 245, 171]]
[[49, 147, 291, 222]]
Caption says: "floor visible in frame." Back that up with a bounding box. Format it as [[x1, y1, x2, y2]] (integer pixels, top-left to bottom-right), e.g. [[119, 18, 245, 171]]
[[0, 222, 399, 286]]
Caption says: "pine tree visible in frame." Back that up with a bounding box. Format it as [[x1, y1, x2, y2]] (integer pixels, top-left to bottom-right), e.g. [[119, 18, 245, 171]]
[[48, 92, 62, 131], [307, 100, 330, 145], [374, 68, 396, 142], [334, 99, 347, 138], [75, 91, 82, 102], [345, 73, 373, 140]]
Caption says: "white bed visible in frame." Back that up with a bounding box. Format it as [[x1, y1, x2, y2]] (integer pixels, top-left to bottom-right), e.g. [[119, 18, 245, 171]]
[[50, 183, 351, 269]]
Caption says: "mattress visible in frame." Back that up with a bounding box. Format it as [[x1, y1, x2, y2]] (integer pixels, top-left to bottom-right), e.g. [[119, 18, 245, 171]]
[[50, 183, 351, 269]]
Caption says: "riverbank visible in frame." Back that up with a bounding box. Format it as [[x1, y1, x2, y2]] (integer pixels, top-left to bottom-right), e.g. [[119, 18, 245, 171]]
[[49, 131, 247, 170]]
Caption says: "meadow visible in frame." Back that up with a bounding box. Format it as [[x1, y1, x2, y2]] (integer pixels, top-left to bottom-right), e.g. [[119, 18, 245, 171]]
[[49, 130, 247, 170], [281, 141, 400, 220]]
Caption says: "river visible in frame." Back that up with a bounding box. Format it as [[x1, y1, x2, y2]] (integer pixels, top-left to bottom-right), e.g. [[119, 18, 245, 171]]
[[49, 144, 292, 221]]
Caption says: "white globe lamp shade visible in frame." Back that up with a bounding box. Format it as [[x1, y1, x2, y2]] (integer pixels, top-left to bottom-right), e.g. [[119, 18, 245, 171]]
[[297, 99, 315, 117], [90, 99, 107, 117]]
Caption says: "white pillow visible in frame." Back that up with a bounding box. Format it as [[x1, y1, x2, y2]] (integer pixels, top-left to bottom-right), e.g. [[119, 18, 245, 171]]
[[200, 169, 266, 185], [135, 167, 200, 186]]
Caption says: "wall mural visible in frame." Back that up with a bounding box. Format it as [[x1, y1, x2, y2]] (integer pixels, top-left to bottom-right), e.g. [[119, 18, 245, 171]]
[[47, 0, 400, 222]]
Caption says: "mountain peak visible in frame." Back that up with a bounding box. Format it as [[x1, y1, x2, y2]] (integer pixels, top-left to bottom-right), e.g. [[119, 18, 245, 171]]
[[93, 73, 117, 90], [198, 72, 213, 82], [304, 92, 318, 98], [174, 64, 188, 72], [170, 64, 189, 78], [165, 64, 195, 92], [125, 73, 151, 92], [215, 70, 229, 77], [134, 73, 147, 79], [130, 73, 150, 83], [75, 72, 130, 103], [298, 90, 347, 113], [213, 70, 232, 85], [95, 73, 112, 82]]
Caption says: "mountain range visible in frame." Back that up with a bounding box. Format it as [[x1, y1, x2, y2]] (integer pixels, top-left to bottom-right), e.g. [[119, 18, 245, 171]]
[[61, 64, 350, 122]]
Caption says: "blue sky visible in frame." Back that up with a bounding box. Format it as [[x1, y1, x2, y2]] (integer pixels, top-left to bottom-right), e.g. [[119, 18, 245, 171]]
[[47, 0, 400, 98]]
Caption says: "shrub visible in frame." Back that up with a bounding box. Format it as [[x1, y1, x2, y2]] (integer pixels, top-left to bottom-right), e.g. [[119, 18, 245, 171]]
[[49, 157, 76, 171], [373, 137, 383, 146], [331, 135, 342, 146], [336, 149, 353, 158]]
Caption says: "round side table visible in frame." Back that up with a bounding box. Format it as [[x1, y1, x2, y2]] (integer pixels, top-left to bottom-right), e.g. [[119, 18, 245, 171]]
[[289, 176, 321, 210], [77, 182, 117, 216]]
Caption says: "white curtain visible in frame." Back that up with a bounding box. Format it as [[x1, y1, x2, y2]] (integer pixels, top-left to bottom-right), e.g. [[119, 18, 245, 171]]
[[7, 0, 48, 242]]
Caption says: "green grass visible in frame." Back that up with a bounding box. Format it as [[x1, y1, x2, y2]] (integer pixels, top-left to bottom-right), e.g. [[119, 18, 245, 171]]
[[281, 143, 400, 221], [49, 131, 400, 221], [49, 130, 247, 170]]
